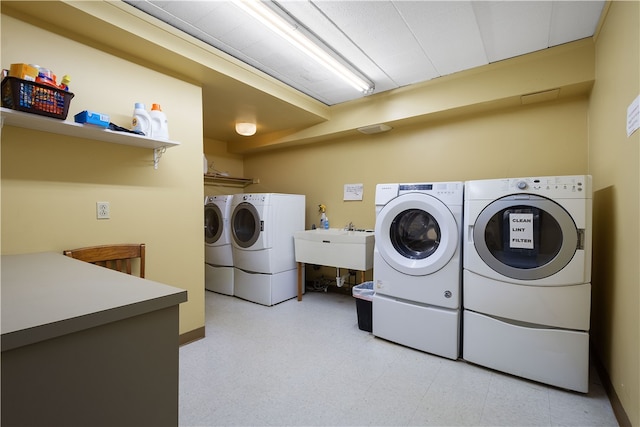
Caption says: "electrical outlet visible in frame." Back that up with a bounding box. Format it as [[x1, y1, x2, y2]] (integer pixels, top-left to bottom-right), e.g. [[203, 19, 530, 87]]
[[96, 202, 110, 219]]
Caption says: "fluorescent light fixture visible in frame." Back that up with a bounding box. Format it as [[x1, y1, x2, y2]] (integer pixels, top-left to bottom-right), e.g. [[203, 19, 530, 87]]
[[236, 122, 257, 136], [232, 0, 374, 94]]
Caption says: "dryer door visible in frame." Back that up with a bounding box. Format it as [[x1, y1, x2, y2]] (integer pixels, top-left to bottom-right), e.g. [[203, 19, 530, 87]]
[[231, 202, 263, 249], [205, 203, 223, 245], [375, 193, 459, 276], [472, 194, 580, 280]]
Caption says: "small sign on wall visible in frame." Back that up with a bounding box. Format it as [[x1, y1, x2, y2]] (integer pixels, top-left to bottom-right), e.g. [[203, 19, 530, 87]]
[[627, 94, 639, 137], [344, 183, 364, 201]]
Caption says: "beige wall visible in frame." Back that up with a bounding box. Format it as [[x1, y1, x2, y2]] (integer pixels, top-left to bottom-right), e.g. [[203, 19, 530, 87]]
[[1, 15, 205, 337], [589, 1, 640, 425], [244, 96, 589, 231], [204, 137, 244, 197]]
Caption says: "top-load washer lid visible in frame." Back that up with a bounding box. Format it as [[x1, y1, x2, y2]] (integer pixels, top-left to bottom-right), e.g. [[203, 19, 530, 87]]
[[375, 192, 459, 276], [205, 202, 223, 245], [472, 194, 580, 280]]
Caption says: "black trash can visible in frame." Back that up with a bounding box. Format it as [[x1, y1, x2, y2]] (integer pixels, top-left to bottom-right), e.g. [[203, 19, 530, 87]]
[[352, 281, 374, 332]]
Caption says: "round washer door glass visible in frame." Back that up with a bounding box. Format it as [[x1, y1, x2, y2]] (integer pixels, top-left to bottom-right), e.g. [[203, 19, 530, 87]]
[[375, 193, 459, 276], [473, 194, 578, 280], [231, 202, 261, 248], [204, 204, 223, 244], [391, 209, 441, 260]]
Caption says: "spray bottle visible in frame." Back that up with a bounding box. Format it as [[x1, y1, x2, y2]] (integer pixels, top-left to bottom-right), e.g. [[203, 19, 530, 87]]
[[319, 204, 327, 229]]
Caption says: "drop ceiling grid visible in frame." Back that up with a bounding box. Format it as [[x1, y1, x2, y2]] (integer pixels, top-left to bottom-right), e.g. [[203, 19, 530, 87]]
[[314, 1, 440, 87], [161, 0, 221, 26], [193, 2, 356, 104], [547, 1, 605, 47], [276, 1, 395, 92], [124, 0, 606, 106], [473, 2, 553, 63], [395, 1, 488, 77]]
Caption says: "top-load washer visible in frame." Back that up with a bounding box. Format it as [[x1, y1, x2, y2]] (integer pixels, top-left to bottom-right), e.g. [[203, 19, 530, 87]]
[[230, 193, 305, 306], [463, 175, 592, 392], [373, 182, 463, 360], [205, 195, 234, 295]]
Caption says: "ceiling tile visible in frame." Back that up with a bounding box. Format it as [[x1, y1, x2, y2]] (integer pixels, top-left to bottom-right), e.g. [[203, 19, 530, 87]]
[[397, 1, 488, 76], [549, 1, 605, 47], [473, 1, 554, 62]]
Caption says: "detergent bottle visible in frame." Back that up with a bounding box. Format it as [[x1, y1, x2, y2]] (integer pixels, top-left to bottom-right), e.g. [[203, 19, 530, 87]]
[[150, 103, 169, 140], [132, 103, 151, 136], [58, 75, 71, 91]]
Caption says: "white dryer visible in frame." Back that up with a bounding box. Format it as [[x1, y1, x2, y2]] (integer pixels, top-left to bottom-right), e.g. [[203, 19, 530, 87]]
[[230, 193, 305, 306], [463, 175, 592, 392], [205, 195, 234, 295], [373, 182, 463, 360]]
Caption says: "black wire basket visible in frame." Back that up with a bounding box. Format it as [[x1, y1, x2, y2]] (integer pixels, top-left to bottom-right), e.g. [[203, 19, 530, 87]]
[[1, 76, 74, 120]]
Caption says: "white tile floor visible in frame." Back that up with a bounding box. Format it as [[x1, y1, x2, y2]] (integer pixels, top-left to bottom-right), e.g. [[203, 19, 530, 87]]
[[179, 291, 619, 426]]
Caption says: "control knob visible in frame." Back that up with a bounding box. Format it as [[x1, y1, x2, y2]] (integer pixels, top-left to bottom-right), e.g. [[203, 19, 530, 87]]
[[516, 181, 528, 190]]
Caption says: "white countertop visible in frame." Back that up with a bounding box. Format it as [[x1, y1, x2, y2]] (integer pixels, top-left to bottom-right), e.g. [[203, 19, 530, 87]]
[[1, 252, 187, 351]]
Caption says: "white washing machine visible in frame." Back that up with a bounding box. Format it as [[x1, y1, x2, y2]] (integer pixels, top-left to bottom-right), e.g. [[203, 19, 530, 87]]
[[373, 182, 463, 360], [230, 193, 305, 306], [205, 195, 235, 295], [463, 175, 592, 392]]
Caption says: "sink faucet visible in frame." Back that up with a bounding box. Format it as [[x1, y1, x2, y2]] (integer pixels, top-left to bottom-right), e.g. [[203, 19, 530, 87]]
[[346, 222, 355, 231]]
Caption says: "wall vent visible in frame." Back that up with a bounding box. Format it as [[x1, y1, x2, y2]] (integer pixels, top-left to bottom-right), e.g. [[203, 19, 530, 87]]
[[357, 124, 393, 134], [521, 88, 561, 105]]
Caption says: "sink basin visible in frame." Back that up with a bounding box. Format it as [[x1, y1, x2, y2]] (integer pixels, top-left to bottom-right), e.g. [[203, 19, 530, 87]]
[[294, 228, 375, 270]]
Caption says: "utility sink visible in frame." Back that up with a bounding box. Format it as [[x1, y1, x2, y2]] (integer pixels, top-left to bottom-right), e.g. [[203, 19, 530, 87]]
[[294, 229, 375, 271]]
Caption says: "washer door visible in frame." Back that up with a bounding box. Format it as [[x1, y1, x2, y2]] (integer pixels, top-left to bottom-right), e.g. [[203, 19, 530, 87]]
[[473, 194, 579, 280], [205, 203, 223, 245], [375, 193, 459, 276], [231, 202, 263, 248]]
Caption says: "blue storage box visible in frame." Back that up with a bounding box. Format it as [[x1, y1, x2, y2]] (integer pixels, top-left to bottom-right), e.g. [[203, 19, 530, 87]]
[[74, 110, 109, 128]]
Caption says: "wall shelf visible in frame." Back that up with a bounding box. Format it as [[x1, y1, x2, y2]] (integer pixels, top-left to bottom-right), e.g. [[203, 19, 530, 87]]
[[1, 107, 180, 168], [204, 173, 257, 188]]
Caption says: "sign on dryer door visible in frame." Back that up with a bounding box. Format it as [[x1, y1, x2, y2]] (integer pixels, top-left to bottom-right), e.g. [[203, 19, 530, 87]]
[[510, 213, 534, 249]]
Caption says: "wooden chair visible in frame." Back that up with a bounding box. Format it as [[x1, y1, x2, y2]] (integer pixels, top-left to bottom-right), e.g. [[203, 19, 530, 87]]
[[63, 243, 146, 278]]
